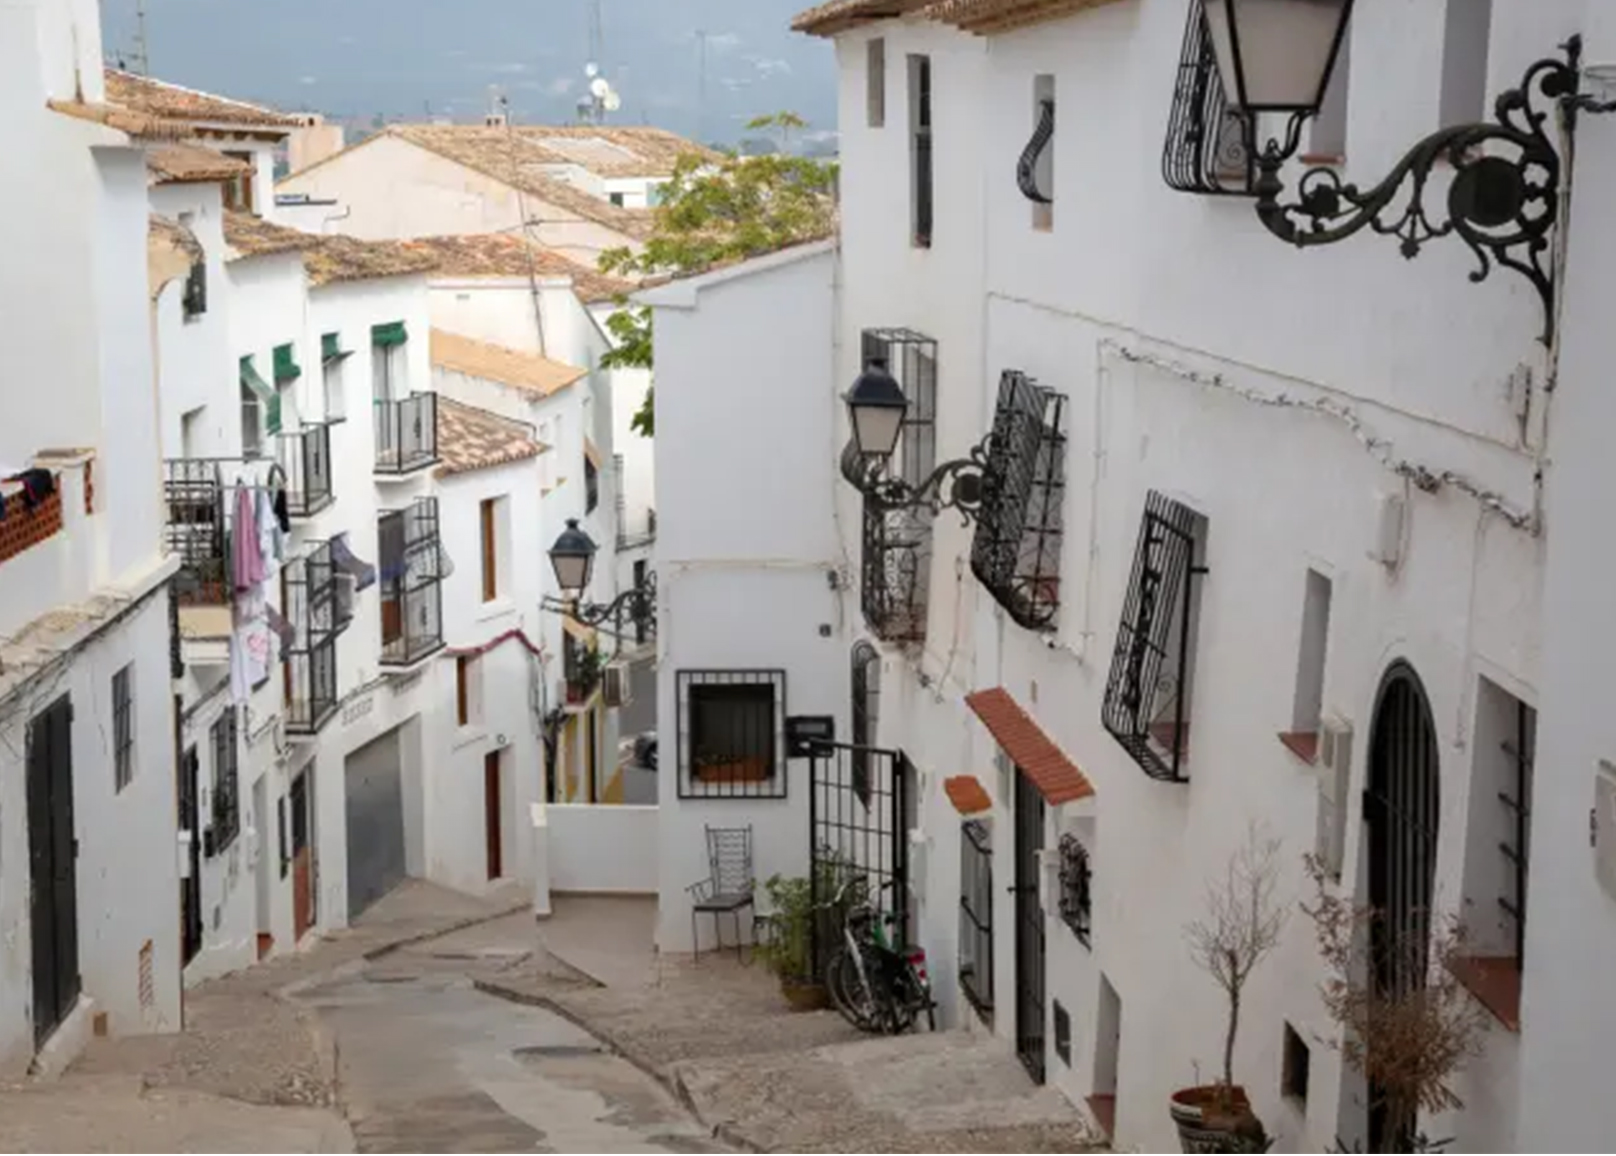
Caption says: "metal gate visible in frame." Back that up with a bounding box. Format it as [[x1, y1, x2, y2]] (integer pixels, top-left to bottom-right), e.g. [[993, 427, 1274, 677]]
[[1365, 662, 1440, 1152], [27, 695, 79, 1046], [178, 745, 203, 965], [1014, 769, 1047, 1083], [808, 741, 910, 979]]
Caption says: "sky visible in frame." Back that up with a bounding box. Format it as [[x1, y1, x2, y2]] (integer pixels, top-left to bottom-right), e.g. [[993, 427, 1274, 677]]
[[99, 0, 838, 147]]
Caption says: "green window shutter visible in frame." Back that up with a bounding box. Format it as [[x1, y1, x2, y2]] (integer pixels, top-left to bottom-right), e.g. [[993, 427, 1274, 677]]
[[273, 342, 301, 383], [240, 355, 281, 436], [371, 321, 407, 348], [321, 332, 350, 362]]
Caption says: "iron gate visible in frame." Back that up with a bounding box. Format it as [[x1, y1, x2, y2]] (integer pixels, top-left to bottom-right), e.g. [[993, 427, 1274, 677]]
[[1014, 768, 1047, 1082], [178, 745, 203, 965], [808, 741, 910, 979], [27, 695, 79, 1046]]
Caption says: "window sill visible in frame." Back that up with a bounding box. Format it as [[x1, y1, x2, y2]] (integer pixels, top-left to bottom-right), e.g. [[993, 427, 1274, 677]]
[[1299, 152, 1345, 166], [453, 727, 487, 751], [1278, 730, 1320, 765], [1447, 954, 1521, 1032]]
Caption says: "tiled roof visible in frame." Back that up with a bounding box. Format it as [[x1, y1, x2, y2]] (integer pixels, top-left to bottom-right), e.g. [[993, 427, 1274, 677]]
[[402, 234, 636, 303], [965, 687, 1095, 805], [104, 68, 302, 128], [222, 212, 319, 259], [149, 214, 203, 262], [148, 143, 251, 184], [920, 0, 1126, 34], [379, 126, 659, 239], [792, 0, 930, 35], [435, 396, 547, 478], [944, 775, 993, 816], [430, 329, 587, 397], [46, 99, 189, 140], [304, 234, 438, 288], [512, 124, 720, 178]]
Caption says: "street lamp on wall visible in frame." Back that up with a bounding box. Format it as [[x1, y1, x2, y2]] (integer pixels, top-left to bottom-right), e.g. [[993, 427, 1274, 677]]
[[544, 518, 657, 635], [843, 358, 989, 521], [1208, 0, 1616, 344]]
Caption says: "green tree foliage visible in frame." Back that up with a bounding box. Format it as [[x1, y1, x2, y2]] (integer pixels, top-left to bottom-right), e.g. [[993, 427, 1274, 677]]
[[598, 113, 838, 437]]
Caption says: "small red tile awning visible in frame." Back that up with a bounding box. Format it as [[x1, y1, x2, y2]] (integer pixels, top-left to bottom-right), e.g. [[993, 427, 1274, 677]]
[[965, 687, 1095, 805], [944, 775, 993, 816]]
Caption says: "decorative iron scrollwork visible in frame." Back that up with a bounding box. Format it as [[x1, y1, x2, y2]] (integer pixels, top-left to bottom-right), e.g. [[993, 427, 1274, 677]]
[[1162, 0, 1254, 196], [1017, 98, 1055, 204], [546, 569, 657, 638], [1253, 40, 1582, 344]]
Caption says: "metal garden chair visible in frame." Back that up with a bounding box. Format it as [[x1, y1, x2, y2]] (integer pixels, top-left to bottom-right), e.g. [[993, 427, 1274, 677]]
[[687, 825, 755, 962]]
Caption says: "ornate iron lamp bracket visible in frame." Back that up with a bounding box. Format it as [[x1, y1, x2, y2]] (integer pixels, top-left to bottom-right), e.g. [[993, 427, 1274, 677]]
[[545, 569, 657, 632], [846, 435, 994, 526], [1251, 37, 1591, 345]]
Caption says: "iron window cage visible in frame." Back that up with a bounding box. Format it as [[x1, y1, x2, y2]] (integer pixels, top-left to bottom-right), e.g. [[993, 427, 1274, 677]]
[[676, 669, 788, 800], [112, 664, 134, 791], [374, 391, 439, 475], [1101, 490, 1208, 782], [282, 541, 340, 736], [378, 496, 445, 667], [279, 422, 334, 518], [850, 641, 882, 806], [855, 328, 937, 644], [969, 370, 1067, 632], [1058, 833, 1092, 948], [182, 258, 207, 319], [1161, 0, 1257, 197], [164, 459, 229, 605], [911, 55, 934, 248], [959, 819, 994, 1021], [1498, 699, 1537, 967], [208, 707, 240, 856], [1018, 97, 1055, 204]]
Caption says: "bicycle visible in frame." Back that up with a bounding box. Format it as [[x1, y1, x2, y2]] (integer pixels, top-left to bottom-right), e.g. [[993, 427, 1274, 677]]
[[825, 877, 936, 1035]]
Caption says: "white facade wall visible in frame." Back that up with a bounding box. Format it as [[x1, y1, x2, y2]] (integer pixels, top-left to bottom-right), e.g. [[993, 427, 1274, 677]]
[[644, 243, 840, 952], [547, 804, 658, 893]]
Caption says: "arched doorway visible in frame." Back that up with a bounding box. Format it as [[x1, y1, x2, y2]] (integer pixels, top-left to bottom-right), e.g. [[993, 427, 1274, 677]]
[[1364, 661, 1441, 1149]]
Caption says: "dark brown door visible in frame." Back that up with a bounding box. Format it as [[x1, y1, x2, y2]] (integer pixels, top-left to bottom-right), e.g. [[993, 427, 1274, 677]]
[[27, 695, 79, 1046], [484, 751, 503, 880], [178, 745, 203, 964], [291, 770, 314, 941]]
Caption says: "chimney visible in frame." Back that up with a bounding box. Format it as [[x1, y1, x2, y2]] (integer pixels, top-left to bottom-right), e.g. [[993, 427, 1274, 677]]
[[287, 114, 346, 174]]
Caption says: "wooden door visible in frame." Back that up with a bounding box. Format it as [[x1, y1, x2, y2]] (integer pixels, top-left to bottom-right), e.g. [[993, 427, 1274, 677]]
[[484, 751, 503, 881], [291, 771, 314, 941]]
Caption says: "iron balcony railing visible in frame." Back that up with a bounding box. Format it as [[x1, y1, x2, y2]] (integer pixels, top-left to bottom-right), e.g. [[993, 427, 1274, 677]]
[[164, 459, 233, 605], [282, 541, 340, 735], [378, 496, 444, 666], [279, 422, 334, 518], [374, 392, 438, 475]]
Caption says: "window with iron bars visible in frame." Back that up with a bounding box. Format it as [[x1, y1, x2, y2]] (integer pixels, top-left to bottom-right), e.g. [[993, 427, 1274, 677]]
[[112, 663, 135, 791], [1058, 833, 1092, 948], [182, 258, 208, 319], [1161, 0, 1256, 196], [959, 819, 994, 1020], [378, 497, 445, 667], [677, 670, 787, 800], [969, 370, 1067, 632], [850, 640, 881, 806], [282, 541, 340, 736], [209, 707, 240, 856], [1102, 491, 1208, 782], [855, 328, 936, 644]]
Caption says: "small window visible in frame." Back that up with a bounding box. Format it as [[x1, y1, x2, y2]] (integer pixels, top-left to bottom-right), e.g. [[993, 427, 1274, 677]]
[[608, 191, 626, 207], [182, 259, 207, 320], [585, 457, 600, 515], [1058, 833, 1092, 948], [1282, 569, 1333, 763], [959, 819, 994, 1020], [479, 497, 499, 602], [322, 332, 348, 422], [1282, 1022, 1311, 1106], [1307, 23, 1351, 160], [209, 708, 241, 855], [867, 38, 886, 127], [1053, 1000, 1072, 1066], [240, 379, 264, 458], [1440, 0, 1492, 127], [112, 663, 135, 791], [456, 654, 482, 727], [908, 54, 933, 248], [677, 670, 786, 799], [222, 151, 256, 213]]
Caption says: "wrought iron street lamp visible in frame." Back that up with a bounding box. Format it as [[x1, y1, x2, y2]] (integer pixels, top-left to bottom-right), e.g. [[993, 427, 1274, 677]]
[[545, 519, 656, 635], [841, 358, 990, 521], [1208, 1, 1616, 343]]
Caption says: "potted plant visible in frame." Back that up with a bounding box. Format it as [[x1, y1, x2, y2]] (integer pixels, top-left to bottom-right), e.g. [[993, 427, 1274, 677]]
[[1172, 825, 1288, 1154], [757, 872, 828, 1011], [1301, 856, 1485, 1153]]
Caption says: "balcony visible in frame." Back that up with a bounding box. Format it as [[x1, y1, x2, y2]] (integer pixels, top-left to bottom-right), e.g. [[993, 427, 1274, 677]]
[[374, 392, 438, 477], [164, 459, 232, 607], [279, 422, 334, 518], [378, 496, 444, 667], [281, 541, 340, 736]]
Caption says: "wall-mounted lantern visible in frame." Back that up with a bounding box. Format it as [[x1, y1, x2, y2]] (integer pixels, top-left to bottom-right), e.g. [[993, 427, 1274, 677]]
[[545, 518, 657, 635]]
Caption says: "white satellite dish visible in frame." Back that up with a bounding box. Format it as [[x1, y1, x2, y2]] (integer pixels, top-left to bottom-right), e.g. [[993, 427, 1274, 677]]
[[589, 76, 610, 99], [585, 61, 600, 78], [603, 90, 622, 112]]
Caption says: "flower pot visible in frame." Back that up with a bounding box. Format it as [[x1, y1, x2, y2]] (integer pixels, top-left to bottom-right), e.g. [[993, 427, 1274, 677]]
[[1169, 1086, 1273, 1154], [779, 976, 829, 1012]]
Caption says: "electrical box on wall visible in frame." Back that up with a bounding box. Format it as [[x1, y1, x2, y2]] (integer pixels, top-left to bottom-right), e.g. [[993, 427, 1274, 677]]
[[1370, 491, 1405, 569], [1594, 761, 1616, 900]]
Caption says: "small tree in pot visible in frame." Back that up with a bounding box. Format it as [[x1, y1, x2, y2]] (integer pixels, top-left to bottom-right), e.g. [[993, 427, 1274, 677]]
[[1172, 825, 1288, 1154]]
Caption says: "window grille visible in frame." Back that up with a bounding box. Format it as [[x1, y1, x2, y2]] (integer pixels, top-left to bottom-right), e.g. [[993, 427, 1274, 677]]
[[282, 541, 340, 735], [850, 641, 881, 806], [209, 708, 240, 856], [969, 370, 1066, 632], [378, 497, 444, 667], [1058, 833, 1092, 948], [182, 259, 207, 318], [959, 820, 994, 1019], [112, 664, 135, 791], [1017, 98, 1055, 204], [1499, 699, 1536, 966], [1161, 0, 1256, 196], [677, 670, 787, 799], [1101, 490, 1207, 781], [910, 55, 933, 247]]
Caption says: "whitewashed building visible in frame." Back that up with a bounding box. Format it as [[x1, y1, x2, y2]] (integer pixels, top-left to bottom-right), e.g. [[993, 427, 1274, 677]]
[[0, 0, 184, 1073], [626, 0, 1616, 1150]]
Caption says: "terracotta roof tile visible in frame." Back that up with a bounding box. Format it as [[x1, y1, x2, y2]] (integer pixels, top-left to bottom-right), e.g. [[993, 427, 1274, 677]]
[[402, 234, 636, 303], [303, 234, 438, 288], [513, 124, 721, 178], [920, 0, 1127, 34], [46, 99, 189, 140], [792, 0, 931, 35], [435, 397, 547, 478], [149, 214, 203, 262], [104, 68, 301, 128], [944, 775, 993, 816], [430, 329, 587, 397], [222, 212, 320, 259], [148, 142, 252, 183], [965, 687, 1095, 805]]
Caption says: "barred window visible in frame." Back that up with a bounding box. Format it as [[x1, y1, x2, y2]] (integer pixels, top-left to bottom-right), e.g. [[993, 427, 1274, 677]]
[[1161, 0, 1256, 196], [678, 670, 787, 799], [112, 663, 135, 791], [210, 708, 241, 855], [959, 820, 994, 1020], [1058, 834, 1092, 948]]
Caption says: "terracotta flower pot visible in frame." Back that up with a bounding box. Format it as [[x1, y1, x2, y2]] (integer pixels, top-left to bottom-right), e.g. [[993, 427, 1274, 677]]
[[779, 977, 829, 1012], [1169, 1085, 1272, 1154]]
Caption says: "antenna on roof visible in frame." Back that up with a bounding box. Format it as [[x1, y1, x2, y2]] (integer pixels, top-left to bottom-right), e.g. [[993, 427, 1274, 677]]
[[131, 0, 151, 76], [485, 85, 509, 128], [578, 0, 620, 125]]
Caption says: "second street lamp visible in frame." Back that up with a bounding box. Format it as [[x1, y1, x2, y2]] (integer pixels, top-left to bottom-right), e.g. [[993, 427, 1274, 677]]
[[545, 519, 657, 636]]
